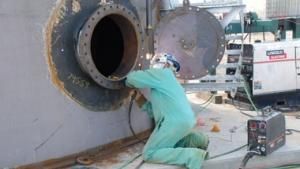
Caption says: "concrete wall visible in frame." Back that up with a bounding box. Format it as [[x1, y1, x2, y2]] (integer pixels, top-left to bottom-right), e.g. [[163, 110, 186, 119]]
[[0, 0, 151, 167]]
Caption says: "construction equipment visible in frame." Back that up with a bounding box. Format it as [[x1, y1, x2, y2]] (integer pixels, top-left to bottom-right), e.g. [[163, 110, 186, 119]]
[[247, 108, 286, 156], [252, 40, 300, 108], [230, 40, 300, 108], [239, 108, 286, 169]]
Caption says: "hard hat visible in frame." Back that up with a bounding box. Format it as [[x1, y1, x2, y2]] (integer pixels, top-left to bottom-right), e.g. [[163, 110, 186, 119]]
[[152, 53, 181, 72]]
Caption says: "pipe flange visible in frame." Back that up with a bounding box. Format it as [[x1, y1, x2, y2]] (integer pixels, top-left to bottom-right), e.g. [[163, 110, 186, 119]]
[[46, 0, 148, 111], [77, 4, 145, 89]]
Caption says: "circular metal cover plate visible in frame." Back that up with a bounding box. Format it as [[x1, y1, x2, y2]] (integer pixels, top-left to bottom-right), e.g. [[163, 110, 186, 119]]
[[154, 6, 225, 79]]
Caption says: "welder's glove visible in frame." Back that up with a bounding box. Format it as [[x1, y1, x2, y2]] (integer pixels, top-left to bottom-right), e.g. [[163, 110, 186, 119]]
[[136, 94, 148, 108], [129, 90, 148, 108]]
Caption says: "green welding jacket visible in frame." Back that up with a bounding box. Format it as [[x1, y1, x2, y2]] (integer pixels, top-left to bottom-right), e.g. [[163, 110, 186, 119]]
[[126, 68, 208, 169], [126, 68, 195, 125]]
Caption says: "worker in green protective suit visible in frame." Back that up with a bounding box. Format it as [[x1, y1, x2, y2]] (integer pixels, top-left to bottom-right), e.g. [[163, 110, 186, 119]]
[[126, 53, 209, 169]]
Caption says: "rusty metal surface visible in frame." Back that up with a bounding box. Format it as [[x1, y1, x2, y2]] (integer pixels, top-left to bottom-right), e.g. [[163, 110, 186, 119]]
[[46, 0, 149, 111], [76, 3, 147, 89], [154, 6, 225, 79], [16, 130, 151, 169]]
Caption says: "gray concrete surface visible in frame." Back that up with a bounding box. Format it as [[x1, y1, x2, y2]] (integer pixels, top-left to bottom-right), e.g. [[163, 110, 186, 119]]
[[78, 93, 300, 169], [0, 0, 152, 167]]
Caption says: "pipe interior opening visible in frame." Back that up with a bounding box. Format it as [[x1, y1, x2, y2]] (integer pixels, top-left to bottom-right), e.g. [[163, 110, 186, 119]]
[[91, 14, 138, 80]]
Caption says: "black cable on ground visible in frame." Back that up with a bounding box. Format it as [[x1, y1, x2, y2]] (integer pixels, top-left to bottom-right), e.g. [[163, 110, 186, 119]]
[[128, 92, 146, 144], [135, 160, 145, 169], [127, 92, 146, 169], [198, 94, 214, 105], [208, 144, 247, 160], [198, 95, 215, 113], [209, 141, 299, 168], [231, 98, 255, 118], [286, 129, 300, 135], [239, 150, 261, 169]]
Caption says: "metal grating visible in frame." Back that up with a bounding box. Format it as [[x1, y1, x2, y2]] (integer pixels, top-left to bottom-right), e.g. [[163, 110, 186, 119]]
[[266, 0, 300, 18], [191, 0, 243, 7]]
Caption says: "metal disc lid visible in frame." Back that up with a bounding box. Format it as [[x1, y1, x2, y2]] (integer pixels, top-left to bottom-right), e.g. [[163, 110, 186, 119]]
[[154, 6, 226, 79]]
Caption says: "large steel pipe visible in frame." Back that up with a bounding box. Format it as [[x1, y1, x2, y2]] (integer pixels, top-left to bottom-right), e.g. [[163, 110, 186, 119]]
[[76, 4, 144, 89]]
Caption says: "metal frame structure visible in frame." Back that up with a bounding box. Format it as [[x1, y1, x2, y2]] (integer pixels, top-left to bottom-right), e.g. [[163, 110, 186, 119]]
[[182, 4, 246, 96]]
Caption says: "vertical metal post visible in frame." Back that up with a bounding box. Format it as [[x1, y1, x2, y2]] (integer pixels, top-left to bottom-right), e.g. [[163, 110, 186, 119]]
[[263, 26, 265, 41], [146, 0, 153, 34], [292, 19, 300, 39], [146, 0, 154, 55], [249, 26, 251, 43]]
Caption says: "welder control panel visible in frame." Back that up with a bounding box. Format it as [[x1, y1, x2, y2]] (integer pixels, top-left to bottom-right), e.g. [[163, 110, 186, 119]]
[[247, 111, 286, 156]]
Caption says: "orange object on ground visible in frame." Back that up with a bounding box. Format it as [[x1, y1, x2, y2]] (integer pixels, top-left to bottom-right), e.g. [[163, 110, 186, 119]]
[[211, 124, 221, 132]]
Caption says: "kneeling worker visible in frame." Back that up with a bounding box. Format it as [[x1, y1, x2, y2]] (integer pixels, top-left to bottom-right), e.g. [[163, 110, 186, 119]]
[[125, 53, 209, 169]]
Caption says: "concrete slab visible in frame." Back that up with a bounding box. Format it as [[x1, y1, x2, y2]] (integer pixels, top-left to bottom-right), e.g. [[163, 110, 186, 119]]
[[70, 93, 300, 169]]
